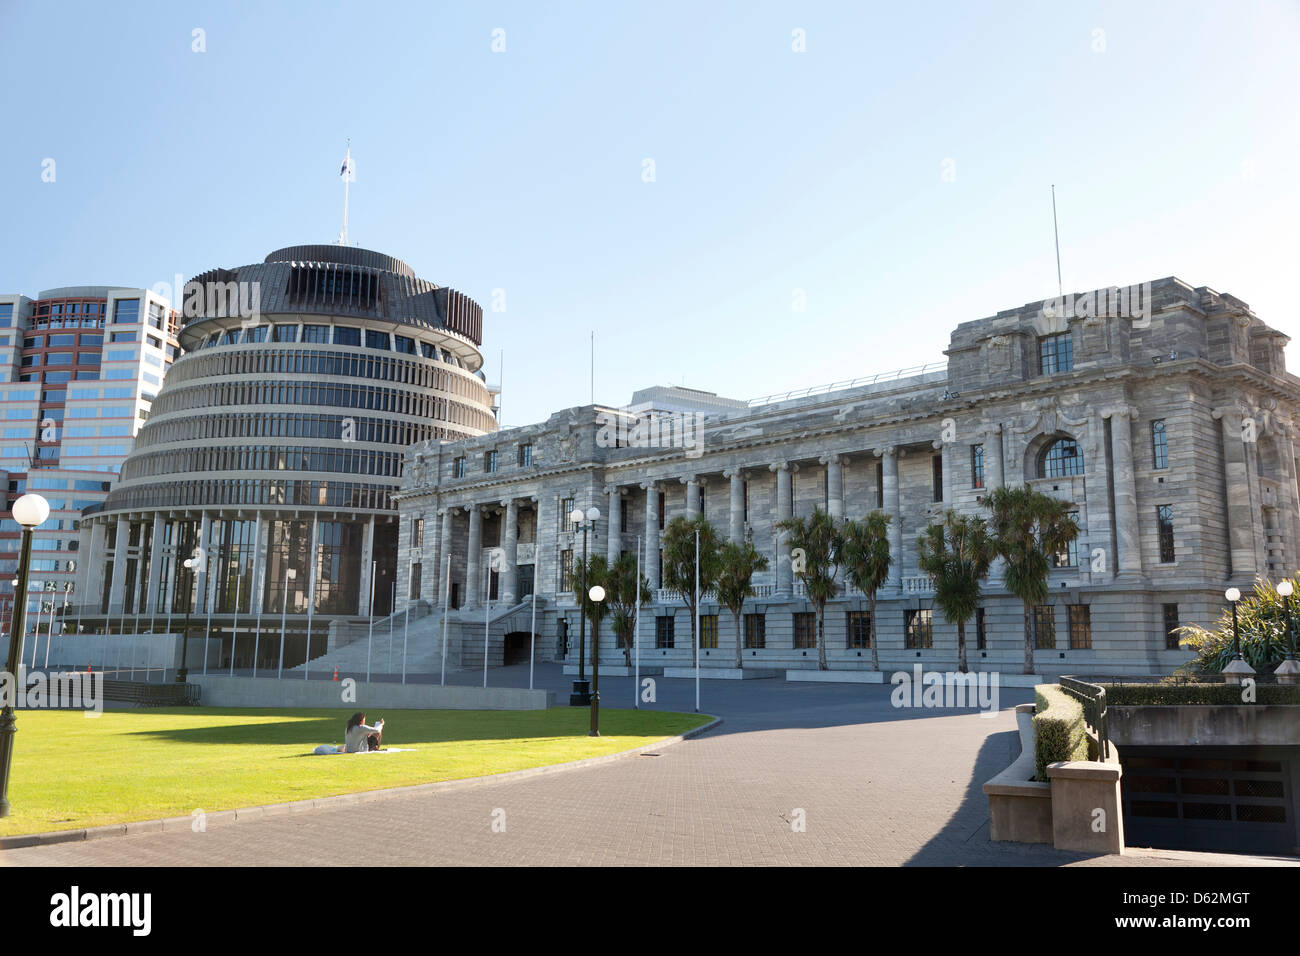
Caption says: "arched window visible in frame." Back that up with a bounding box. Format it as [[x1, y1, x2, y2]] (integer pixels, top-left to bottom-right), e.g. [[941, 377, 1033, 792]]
[[1040, 437, 1083, 478]]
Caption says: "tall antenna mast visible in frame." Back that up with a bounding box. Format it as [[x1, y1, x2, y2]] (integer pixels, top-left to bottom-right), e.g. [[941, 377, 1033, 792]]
[[1051, 184, 1063, 297], [337, 140, 354, 245]]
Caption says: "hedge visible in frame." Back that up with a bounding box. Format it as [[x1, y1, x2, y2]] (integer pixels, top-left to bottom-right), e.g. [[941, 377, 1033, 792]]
[[1101, 682, 1300, 706], [1032, 684, 1090, 781]]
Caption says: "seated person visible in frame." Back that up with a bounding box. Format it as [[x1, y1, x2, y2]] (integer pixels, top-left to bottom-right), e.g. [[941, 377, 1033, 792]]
[[344, 712, 385, 753]]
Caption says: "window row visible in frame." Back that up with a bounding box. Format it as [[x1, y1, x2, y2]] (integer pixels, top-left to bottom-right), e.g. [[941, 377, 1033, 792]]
[[120, 444, 405, 481], [103, 477, 394, 512], [152, 380, 495, 432], [196, 324, 469, 368], [168, 345, 487, 403], [135, 411, 448, 451]]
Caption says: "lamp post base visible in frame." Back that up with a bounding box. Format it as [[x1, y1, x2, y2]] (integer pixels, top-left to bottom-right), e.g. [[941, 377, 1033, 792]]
[[588, 691, 600, 736], [569, 680, 591, 706]]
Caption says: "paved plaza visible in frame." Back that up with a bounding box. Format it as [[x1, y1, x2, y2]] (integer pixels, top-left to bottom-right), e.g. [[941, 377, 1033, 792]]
[[0, 664, 1291, 866]]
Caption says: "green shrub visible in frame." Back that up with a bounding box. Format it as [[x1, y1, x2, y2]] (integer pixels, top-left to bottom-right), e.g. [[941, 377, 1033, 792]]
[[1032, 684, 1089, 781], [1102, 682, 1300, 706]]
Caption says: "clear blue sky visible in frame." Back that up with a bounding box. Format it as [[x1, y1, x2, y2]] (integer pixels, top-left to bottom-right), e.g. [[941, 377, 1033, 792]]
[[2, 0, 1297, 424]]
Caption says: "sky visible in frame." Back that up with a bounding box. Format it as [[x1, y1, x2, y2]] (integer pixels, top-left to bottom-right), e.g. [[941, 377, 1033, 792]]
[[2, 0, 1298, 427]]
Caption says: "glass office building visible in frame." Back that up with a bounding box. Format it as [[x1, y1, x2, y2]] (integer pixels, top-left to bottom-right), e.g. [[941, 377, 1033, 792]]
[[0, 286, 179, 635], [71, 245, 496, 669]]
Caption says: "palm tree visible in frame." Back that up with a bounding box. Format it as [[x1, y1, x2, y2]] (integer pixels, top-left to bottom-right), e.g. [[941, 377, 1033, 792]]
[[661, 515, 724, 666], [980, 486, 1080, 674], [777, 506, 841, 670], [571, 554, 611, 671], [840, 511, 893, 671], [605, 551, 651, 667], [917, 510, 995, 673], [715, 539, 770, 669]]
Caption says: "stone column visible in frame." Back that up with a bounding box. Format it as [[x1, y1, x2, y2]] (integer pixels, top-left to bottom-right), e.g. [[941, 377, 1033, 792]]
[[250, 515, 267, 616], [196, 513, 211, 613], [985, 425, 1005, 489], [878, 448, 903, 589], [438, 507, 455, 605], [771, 462, 793, 598], [144, 512, 165, 613], [501, 498, 519, 605], [1278, 422, 1300, 571], [606, 486, 622, 564], [464, 505, 482, 610], [530, 495, 545, 597], [1106, 406, 1143, 576], [822, 454, 844, 520], [683, 476, 700, 519], [1214, 405, 1257, 580], [726, 469, 745, 543], [109, 515, 129, 614], [86, 519, 108, 609], [423, 508, 440, 606], [358, 516, 376, 615], [642, 482, 660, 590]]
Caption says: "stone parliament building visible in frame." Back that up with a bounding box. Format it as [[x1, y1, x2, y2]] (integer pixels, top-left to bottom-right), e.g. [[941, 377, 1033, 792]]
[[398, 277, 1300, 677]]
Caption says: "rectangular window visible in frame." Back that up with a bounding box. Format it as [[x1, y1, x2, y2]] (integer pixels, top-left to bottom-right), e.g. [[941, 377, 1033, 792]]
[[109, 331, 137, 343], [408, 562, 422, 601], [412, 517, 424, 550], [1033, 605, 1056, 649], [1039, 332, 1074, 374], [932, 455, 943, 503], [744, 612, 766, 649], [658, 491, 665, 530], [302, 324, 329, 344], [453, 457, 465, 479], [1156, 505, 1175, 562], [975, 607, 987, 650], [1151, 419, 1168, 469], [1163, 603, 1181, 650], [620, 506, 628, 534], [794, 612, 817, 649], [876, 461, 884, 509], [559, 549, 574, 593], [273, 324, 298, 342], [700, 614, 718, 649], [364, 330, 390, 350], [112, 299, 140, 324], [485, 450, 498, 473], [560, 498, 574, 526], [847, 610, 872, 648], [905, 609, 933, 649], [971, 443, 985, 489], [1068, 604, 1092, 649], [1052, 512, 1080, 567], [518, 443, 532, 467], [333, 326, 361, 346], [655, 615, 675, 649], [394, 335, 416, 355]]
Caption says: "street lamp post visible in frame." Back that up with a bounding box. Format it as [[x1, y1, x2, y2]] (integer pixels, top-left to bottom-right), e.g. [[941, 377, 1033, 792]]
[[177, 555, 198, 683], [588, 584, 605, 736], [1223, 586, 1255, 685], [567, 506, 600, 706], [0, 493, 51, 817], [1276, 580, 1300, 684]]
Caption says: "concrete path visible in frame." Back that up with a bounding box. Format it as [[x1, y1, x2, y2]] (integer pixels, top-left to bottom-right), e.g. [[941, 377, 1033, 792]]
[[0, 664, 1286, 866]]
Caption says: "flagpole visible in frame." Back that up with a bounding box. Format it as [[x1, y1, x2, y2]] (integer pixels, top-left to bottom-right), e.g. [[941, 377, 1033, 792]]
[[634, 535, 641, 709], [694, 529, 700, 714], [528, 554, 538, 691], [440, 551, 450, 686], [304, 515, 317, 680]]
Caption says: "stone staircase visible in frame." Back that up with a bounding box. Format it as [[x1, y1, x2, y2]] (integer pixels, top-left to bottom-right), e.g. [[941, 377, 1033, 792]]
[[289, 598, 544, 677]]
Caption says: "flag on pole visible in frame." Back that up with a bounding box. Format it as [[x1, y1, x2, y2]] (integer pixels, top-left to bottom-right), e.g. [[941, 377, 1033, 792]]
[[340, 148, 355, 182]]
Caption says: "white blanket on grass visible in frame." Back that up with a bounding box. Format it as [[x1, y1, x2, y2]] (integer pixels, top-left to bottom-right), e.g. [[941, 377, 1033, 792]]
[[312, 746, 416, 755]]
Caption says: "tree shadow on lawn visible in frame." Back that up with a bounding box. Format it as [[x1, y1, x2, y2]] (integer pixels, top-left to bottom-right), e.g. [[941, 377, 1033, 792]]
[[118, 707, 693, 750]]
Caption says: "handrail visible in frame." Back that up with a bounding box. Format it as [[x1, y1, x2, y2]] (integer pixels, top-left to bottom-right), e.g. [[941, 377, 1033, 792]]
[[1058, 675, 1110, 760], [746, 361, 948, 407]]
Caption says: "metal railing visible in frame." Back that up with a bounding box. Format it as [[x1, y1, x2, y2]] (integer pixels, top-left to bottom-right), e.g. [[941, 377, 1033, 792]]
[[1059, 676, 1110, 760], [747, 361, 948, 407]]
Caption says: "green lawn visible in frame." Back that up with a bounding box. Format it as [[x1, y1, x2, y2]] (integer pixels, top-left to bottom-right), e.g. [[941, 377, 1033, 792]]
[[0, 707, 711, 837]]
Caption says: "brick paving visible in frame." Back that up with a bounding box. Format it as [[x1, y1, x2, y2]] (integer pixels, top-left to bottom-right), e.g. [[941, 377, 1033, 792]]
[[0, 665, 1290, 866]]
